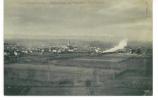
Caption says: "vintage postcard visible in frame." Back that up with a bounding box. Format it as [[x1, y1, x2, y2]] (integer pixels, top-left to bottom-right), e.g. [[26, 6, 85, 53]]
[[4, 0, 152, 96]]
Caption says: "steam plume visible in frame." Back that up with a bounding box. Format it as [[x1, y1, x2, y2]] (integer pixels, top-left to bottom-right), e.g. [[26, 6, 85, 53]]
[[103, 39, 128, 53]]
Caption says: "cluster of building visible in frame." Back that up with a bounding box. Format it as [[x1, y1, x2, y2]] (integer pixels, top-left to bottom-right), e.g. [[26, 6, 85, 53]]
[[4, 42, 78, 58], [4, 41, 152, 63], [88, 46, 151, 55], [4, 41, 80, 63], [116, 46, 152, 55]]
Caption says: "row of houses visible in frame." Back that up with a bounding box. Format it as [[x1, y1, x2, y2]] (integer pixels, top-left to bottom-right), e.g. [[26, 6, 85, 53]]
[[4, 42, 79, 57], [4, 41, 152, 63]]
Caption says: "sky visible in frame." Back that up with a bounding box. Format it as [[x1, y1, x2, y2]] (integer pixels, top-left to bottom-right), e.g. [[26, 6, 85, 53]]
[[4, 0, 152, 42]]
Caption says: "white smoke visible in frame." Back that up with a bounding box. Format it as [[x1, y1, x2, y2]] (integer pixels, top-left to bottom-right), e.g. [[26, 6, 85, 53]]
[[103, 39, 128, 53]]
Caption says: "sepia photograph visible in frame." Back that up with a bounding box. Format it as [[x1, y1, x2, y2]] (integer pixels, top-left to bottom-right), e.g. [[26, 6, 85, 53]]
[[4, 0, 152, 96]]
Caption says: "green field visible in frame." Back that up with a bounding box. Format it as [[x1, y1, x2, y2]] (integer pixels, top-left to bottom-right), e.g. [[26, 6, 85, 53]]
[[4, 54, 152, 95]]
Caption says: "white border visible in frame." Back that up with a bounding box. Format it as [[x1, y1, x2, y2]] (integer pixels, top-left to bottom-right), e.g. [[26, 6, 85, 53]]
[[0, 0, 158, 100], [153, 0, 158, 97]]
